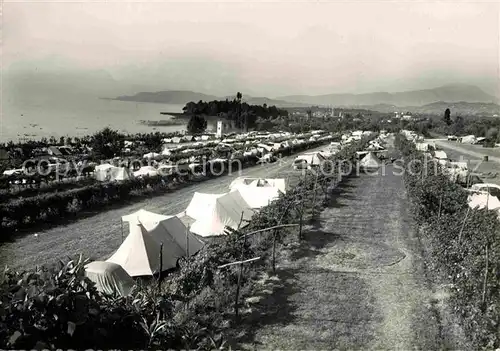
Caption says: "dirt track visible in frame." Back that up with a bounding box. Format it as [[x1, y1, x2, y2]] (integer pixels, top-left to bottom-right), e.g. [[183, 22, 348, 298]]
[[0, 148, 322, 271], [234, 142, 468, 349]]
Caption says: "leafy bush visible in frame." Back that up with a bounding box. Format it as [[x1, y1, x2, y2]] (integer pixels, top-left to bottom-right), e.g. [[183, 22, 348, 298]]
[[395, 133, 500, 349]]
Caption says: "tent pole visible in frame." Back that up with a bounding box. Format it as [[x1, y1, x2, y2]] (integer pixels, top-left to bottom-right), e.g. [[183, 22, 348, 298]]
[[120, 220, 124, 243], [158, 243, 163, 292], [186, 225, 190, 257]]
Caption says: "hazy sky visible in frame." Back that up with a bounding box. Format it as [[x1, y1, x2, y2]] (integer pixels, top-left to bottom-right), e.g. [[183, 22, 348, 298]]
[[3, 0, 500, 97]]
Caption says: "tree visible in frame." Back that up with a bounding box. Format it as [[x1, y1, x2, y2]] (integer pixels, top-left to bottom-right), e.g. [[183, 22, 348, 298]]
[[486, 127, 498, 141], [306, 109, 312, 120], [452, 115, 465, 136], [187, 115, 207, 134], [236, 92, 244, 131], [443, 108, 452, 126], [90, 127, 124, 159], [143, 132, 163, 152]]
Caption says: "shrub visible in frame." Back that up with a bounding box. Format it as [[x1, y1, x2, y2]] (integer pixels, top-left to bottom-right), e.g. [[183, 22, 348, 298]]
[[396, 133, 500, 349]]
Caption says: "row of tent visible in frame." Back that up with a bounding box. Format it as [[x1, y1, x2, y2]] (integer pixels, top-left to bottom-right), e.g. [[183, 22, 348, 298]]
[[84, 177, 287, 295]]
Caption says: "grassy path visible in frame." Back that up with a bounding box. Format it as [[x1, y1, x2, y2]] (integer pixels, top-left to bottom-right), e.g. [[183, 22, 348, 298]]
[[235, 165, 468, 349]]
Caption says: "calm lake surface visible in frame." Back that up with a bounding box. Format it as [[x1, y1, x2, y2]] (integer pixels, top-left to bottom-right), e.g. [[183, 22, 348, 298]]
[[1, 97, 192, 142]]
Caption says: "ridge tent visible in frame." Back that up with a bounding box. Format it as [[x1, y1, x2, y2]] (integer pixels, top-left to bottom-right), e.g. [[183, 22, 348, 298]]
[[106, 222, 172, 277], [84, 261, 134, 296], [433, 150, 448, 160], [359, 152, 382, 169], [229, 177, 287, 194], [468, 193, 500, 211], [184, 191, 253, 237], [109, 167, 134, 182], [233, 186, 281, 209], [133, 166, 159, 178], [293, 152, 325, 168], [143, 152, 160, 159], [122, 209, 204, 258], [94, 163, 115, 181], [460, 135, 476, 144], [122, 209, 170, 223]]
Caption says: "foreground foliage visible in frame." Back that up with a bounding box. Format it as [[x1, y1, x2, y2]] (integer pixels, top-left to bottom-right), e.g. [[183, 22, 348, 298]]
[[395, 134, 500, 349]]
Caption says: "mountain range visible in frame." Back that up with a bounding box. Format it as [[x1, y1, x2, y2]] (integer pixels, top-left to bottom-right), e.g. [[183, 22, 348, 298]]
[[109, 84, 500, 115]]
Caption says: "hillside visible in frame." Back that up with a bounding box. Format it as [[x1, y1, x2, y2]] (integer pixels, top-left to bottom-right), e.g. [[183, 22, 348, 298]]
[[278, 84, 497, 107], [112, 90, 219, 104], [108, 84, 499, 114], [353, 101, 500, 116]]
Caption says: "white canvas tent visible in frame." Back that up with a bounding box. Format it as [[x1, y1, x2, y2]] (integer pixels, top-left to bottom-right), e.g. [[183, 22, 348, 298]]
[[359, 152, 381, 169], [183, 191, 253, 237], [294, 152, 325, 166], [233, 186, 281, 209], [143, 152, 160, 159], [133, 166, 159, 178], [108, 167, 134, 182], [106, 222, 171, 277], [122, 209, 204, 258], [94, 163, 115, 181], [433, 150, 448, 160], [468, 193, 500, 211], [229, 177, 287, 194], [461, 135, 476, 144], [84, 261, 134, 296]]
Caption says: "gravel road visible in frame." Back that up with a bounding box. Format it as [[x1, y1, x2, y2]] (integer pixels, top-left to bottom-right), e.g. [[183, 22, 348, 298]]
[[0, 148, 323, 271], [429, 138, 500, 163]]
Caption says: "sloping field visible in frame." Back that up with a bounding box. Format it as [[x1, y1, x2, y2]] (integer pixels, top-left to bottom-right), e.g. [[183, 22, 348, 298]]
[[232, 165, 468, 349], [0, 149, 320, 271]]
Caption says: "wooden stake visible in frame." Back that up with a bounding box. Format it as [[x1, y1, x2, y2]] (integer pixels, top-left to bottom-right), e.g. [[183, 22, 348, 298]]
[[272, 229, 277, 273], [120, 220, 124, 243], [482, 243, 489, 305], [458, 207, 470, 244], [311, 171, 318, 218], [186, 225, 190, 257], [158, 242, 163, 292], [234, 227, 246, 319], [438, 194, 443, 219], [237, 211, 244, 230], [218, 257, 261, 269]]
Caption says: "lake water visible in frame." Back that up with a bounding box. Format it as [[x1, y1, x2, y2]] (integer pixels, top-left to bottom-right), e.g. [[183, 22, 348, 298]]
[[1, 97, 195, 142]]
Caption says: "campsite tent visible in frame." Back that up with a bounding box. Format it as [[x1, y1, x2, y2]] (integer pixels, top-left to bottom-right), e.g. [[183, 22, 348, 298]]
[[294, 152, 325, 167], [359, 152, 382, 169], [107, 222, 170, 276], [122, 209, 204, 257], [468, 193, 500, 211], [461, 135, 476, 144], [94, 163, 115, 181], [415, 142, 432, 152], [133, 166, 159, 178], [84, 261, 134, 296], [233, 186, 281, 209], [229, 177, 287, 194], [183, 191, 253, 237], [109, 167, 134, 181], [433, 150, 448, 160], [143, 152, 160, 159]]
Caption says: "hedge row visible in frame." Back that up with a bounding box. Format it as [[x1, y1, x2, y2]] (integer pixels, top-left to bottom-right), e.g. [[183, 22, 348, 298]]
[[395, 133, 500, 349], [0, 140, 327, 239], [0, 136, 371, 350]]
